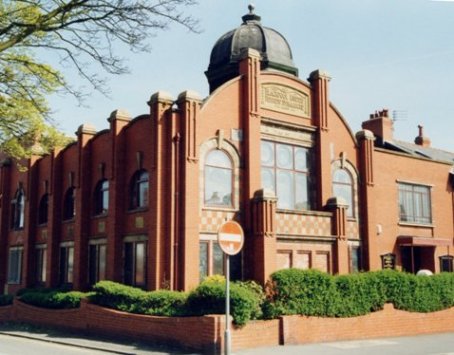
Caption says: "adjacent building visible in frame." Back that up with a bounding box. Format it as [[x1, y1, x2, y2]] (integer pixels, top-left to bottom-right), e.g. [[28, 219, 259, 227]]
[[1, 6, 453, 294]]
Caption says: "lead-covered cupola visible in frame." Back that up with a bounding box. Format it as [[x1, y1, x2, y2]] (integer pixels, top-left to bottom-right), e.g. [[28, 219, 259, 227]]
[[205, 4, 299, 93]]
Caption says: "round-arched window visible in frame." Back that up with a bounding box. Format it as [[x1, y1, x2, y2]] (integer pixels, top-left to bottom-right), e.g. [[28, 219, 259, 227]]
[[204, 150, 232, 207], [333, 169, 354, 218]]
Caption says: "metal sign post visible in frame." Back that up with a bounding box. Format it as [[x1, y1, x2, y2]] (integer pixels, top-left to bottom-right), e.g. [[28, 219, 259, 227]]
[[217, 221, 244, 355], [225, 254, 231, 355]]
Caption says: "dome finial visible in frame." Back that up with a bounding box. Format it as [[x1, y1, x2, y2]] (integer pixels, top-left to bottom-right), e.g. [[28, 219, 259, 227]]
[[242, 3, 260, 23]]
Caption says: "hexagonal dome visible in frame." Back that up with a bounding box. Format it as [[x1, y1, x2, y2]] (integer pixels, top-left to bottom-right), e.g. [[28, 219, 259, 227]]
[[205, 5, 299, 93]]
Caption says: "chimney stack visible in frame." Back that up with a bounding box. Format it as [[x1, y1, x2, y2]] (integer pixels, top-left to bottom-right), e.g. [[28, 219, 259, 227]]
[[414, 124, 431, 147], [361, 109, 394, 144]]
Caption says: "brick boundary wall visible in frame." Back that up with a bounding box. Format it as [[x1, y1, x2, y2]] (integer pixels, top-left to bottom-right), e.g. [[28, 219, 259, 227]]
[[281, 303, 454, 345], [0, 304, 12, 323], [1, 300, 453, 353]]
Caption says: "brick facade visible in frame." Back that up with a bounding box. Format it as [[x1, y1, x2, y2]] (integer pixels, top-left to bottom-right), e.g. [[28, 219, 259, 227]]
[[0, 7, 453, 294]]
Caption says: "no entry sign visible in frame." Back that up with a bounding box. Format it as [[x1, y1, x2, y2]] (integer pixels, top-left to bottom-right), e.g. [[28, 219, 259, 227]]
[[218, 221, 244, 255]]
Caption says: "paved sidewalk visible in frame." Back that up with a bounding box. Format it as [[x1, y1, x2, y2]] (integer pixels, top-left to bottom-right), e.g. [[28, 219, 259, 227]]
[[1, 323, 454, 355], [0, 323, 196, 354]]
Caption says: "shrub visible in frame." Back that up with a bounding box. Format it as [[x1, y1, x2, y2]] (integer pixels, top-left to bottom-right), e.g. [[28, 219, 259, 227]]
[[264, 268, 454, 319], [90, 281, 188, 316], [90, 281, 146, 313], [19, 288, 87, 309], [186, 278, 264, 326], [331, 272, 386, 317], [139, 290, 188, 316], [263, 269, 336, 318], [0, 294, 13, 306]]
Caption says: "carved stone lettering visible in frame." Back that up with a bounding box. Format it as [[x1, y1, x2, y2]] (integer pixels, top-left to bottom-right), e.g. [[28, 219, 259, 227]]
[[261, 84, 310, 118]]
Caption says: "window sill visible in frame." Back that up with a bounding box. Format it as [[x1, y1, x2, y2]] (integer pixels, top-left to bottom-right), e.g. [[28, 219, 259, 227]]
[[92, 213, 108, 219], [202, 206, 237, 213], [127, 207, 148, 214], [398, 221, 434, 228], [276, 209, 332, 217]]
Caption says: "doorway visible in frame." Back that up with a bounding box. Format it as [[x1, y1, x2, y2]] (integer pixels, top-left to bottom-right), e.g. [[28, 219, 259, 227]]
[[400, 246, 435, 273]]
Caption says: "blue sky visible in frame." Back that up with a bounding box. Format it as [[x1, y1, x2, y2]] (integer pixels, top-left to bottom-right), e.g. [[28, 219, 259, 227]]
[[48, 0, 454, 152]]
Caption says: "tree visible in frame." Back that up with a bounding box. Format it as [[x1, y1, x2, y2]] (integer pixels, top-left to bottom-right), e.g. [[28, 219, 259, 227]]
[[0, 0, 198, 160]]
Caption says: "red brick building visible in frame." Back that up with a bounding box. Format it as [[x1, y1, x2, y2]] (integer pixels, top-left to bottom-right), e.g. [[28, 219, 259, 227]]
[[1, 6, 453, 294]]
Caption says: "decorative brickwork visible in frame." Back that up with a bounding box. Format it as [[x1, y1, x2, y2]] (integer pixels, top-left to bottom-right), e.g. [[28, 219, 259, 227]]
[[276, 212, 332, 237]]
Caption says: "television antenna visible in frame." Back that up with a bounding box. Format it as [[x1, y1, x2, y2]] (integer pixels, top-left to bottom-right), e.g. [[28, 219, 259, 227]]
[[392, 110, 408, 123]]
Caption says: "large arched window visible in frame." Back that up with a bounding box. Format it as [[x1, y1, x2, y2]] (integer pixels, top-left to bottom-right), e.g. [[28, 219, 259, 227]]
[[94, 179, 109, 215], [204, 150, 233, 207], [63, 187, 76, 220], [130, 170, 148, 210], [332, 169, 354, 218], [38, 194, 49, 225], [11, 188, 25, 230]]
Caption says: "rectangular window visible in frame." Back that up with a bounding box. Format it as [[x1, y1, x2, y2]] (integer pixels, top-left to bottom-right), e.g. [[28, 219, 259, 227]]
[[350, 246, 362, 273], [59, 244, 74, 285], [261, 140, 314, 210], [398, 183, 432, 224], [7, 247, 23, 284], [89, 243, 107, 286], [212, 243, 224, 276], [124, 239, 147, 287], [199, 242, 209, 281], [198, 239, 242, 282], [440, 255, 453, 272], [36, 246, 47, 284]]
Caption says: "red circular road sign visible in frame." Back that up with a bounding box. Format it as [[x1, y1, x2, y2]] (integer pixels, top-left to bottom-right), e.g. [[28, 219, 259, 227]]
[[218, 221, 244, 256]]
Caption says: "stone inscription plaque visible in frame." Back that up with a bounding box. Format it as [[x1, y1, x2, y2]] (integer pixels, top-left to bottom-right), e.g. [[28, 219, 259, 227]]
[[261, 84, 310, 118]]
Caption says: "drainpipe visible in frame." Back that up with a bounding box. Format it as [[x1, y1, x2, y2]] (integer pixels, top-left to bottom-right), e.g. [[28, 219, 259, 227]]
[[173, 133, 181, 290]]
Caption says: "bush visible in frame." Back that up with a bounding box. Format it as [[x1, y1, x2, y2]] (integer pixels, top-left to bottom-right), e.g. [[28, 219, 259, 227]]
[[0, 294, 13, 306], [263, 269, 336, 318], [389, 272, 454, 312], [90, 281, 187, 316], [264, 269, 454, 319], [19, 288, 87, 309], [90, 281, 146, 313], [331, 272, 386, 317], [186, 277, 264, 326]]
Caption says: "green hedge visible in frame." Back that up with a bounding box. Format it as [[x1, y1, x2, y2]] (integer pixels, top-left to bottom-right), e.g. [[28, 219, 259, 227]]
[[264, 269, 454, 318], [91, 278, 264, 326], [0, 294, 13, 307], [18, 288, 88, 309], [90, 281, 187, 316], [186, 278, 264, 326], [12, 269, 454, 324]]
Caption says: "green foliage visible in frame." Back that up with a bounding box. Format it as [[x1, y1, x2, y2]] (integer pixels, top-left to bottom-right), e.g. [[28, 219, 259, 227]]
[[90, 281, 187, 317], [186, 278, 264, 326], [264, 269, 454, 319], [331, 272, 386, 317], [18, 288, 88, 309], [141, 290, 188, 316], [0, 294, 13, 306], [0, 0, 198, 160], [263, 269, 337, 318]]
